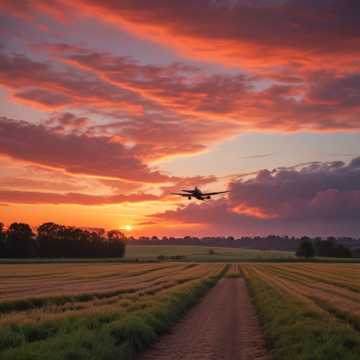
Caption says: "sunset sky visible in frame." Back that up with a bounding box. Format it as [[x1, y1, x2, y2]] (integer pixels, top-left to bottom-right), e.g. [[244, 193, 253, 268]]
[[1, 0, 360, 237]]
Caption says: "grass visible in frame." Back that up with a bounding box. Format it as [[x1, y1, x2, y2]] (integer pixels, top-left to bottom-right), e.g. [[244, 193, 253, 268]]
[[125, 245, 295, 261], [2, 261, 360, 359], [244, 265, 360, 360], [0, 265, 228, 360], [0, 262, 208, 303]]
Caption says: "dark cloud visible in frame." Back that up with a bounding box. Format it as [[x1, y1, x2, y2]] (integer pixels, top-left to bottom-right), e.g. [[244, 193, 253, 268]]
[[229, 160, 360, 220], [149, 158, 360, 236]]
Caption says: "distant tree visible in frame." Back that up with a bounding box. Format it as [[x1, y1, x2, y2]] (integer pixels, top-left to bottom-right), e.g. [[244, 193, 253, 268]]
[[314, 238, 335, 257], [0, 223, 6, 257], [208, 249, 215, 255], [36, 223, 126, 258], [296, 240, 315, 259], [336, 244, 352, 258], [37, 222, 64, 257], [6, 223, 36, 258], [314, 239, 352, 258], [107, 230, 126, 258], [352, 248, 360, 258], [107, 230, 125, 241]]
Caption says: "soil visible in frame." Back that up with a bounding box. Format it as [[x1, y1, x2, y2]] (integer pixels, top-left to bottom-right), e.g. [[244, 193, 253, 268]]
[[137, 278, 271, 360]]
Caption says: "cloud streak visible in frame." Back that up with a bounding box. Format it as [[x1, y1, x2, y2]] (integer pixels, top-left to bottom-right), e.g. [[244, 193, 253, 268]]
[[0, 189, 159, 205]]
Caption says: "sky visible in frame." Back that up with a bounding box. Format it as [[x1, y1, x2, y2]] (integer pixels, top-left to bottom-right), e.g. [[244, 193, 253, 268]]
[[0, 0, 360, 237]]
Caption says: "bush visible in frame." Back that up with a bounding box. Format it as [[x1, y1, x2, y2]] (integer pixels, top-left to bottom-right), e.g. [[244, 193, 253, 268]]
[[296, 239, 315, 259]]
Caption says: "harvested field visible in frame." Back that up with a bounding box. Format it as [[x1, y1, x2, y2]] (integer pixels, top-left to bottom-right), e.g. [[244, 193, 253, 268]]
[[0, 262, 225, 360], [245, 263, 360, 323], [243, 263, 360, 359], [0, 262, 217, 302], [1, 262, 360, 359]]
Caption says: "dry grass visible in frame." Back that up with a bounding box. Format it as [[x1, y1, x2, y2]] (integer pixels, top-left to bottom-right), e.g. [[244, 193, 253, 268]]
[[243, 264, 360, 360], [0, 263, 224, 326], [242, 263, 360, 331]]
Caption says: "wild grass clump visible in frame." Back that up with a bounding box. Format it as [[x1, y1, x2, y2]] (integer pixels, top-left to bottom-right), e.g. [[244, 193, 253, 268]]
[[245, 274, 360, 360]]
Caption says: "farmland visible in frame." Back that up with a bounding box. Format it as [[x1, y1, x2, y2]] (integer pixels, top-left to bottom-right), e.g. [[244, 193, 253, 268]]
[[0, 262, 225, 359], [125, 245, 295, 261], [243, 263, 360, 359], [0, 262, 360, 359]]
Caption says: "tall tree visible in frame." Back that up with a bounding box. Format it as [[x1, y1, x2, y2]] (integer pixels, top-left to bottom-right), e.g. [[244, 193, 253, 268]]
[[0, 223, 6, 257], [107, 230, 126, 257], [37, 222, 65, 257], [296, 239, 315, 259], [6, 223, 36, 258]]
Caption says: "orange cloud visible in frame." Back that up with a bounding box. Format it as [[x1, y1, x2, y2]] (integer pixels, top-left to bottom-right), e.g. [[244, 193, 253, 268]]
[[0, 189, 159, 205], [66, 0, 360, 73], [50, 46, 360, 133]]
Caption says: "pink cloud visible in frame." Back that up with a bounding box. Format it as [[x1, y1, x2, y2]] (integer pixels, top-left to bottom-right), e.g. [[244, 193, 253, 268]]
[[148, 157, 360, 236], [52, 46, 360, 132], [0, 117, 171, 183], [64, 0, 360, 73]]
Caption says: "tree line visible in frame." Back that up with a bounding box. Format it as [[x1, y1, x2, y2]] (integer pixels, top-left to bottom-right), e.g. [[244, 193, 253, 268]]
[[296, 237, 352, 259], [130, 235, 359, 255], [0, 222, 126, 258]]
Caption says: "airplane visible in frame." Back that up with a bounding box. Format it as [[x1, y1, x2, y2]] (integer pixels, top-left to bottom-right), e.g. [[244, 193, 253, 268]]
[[171, 186, 229, 200]]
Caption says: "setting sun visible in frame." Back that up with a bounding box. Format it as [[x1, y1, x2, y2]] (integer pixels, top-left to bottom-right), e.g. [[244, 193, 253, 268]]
[[121, 225, 133, 232]]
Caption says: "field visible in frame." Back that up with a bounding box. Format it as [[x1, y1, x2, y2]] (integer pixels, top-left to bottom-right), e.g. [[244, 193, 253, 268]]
[[0, 262, 226, 359], [242, 263, 360, 359], [125, 245, 294, 261], [0, 262, 359, 359]]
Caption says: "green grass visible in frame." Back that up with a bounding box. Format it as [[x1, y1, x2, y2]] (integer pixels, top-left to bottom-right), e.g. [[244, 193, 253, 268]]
[[125, 245, 294, 261], [245, 272, 360, 360]]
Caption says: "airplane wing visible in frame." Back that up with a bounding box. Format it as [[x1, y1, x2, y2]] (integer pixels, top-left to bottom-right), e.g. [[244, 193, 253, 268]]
[[171, 192, 191, 196], [202, 191, 229, 196], [181, 189, 194, 193]]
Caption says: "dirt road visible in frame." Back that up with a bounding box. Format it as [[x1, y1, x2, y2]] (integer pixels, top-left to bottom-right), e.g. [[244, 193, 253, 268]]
[[138, 278, 271, 360]]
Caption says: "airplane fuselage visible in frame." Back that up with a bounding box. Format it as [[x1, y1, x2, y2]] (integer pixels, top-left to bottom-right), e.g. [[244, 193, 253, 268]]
[[171, 187, 228, 200], [187, 187, 210, 200]]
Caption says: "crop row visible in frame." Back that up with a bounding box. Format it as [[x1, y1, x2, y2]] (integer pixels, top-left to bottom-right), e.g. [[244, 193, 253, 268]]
[[242, 263, 360, 359], [0, 263, 227, 359]]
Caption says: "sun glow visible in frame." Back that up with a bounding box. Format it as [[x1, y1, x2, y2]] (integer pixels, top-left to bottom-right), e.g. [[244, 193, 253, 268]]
[[121, 224, 133, 232]]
